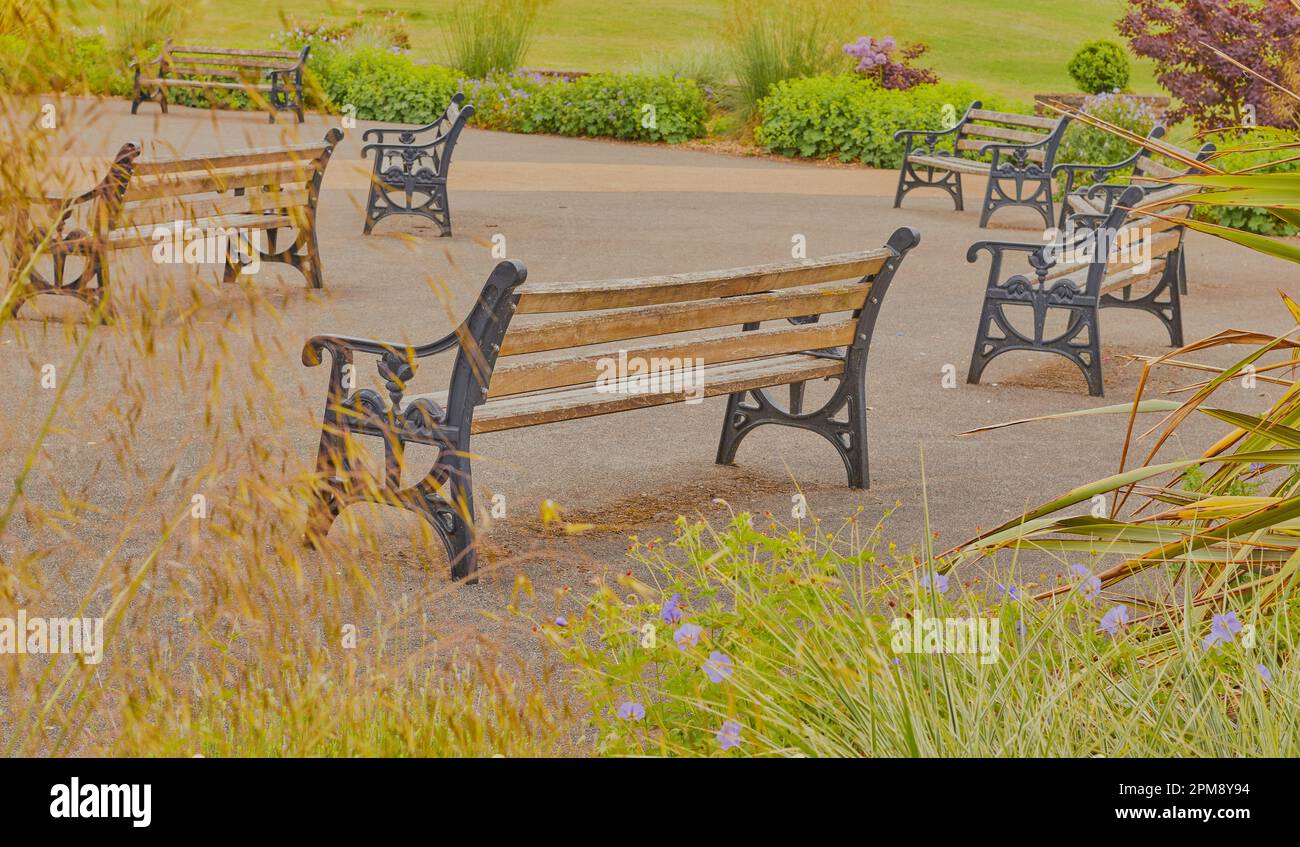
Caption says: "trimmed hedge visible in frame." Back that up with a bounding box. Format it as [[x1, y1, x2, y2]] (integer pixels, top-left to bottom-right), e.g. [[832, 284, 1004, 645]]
[[518, 73, 708, 143], [755, 75, 1014, 168], [311, 47, 460, 124]]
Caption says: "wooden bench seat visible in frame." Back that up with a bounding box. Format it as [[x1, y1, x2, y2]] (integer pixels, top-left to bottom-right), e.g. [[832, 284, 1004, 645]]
[[300, 228, 921, 580], [966, 185, 1188, 396], [131, 41, 310, 123], [894, 103, 1071, 227], [5, 130, 342, 316], [408, 353, 847, 433], [904, 154, 1003, 176]]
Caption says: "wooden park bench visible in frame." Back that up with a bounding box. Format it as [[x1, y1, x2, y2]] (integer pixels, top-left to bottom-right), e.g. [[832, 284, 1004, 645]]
[[1052, 126, 1216, 230], [361, 92, 475, 236], [894, 101, 1071, 228], [966, 185, 1187, 396], [300, 227, 921, 579], [131, 41, 311, 123], [5, 130, 342, 316]]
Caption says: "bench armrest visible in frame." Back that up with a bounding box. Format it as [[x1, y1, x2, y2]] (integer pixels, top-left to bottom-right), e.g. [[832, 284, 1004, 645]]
[[965, 240, 1046, 264], [302, 329, 462, 368], [301, 331, 465, 431], [978, 136, 1053, 157], [362, 122, 442, 143], [361, 133, 455, 159], [892, 100, 980, 153], [1051, 126, 1165, 181], [303, 261, 527, 424], [362, 94, 467, 143], [892, 124, 962, 143], [1082, 182, 1136, 213], [1051, 156, 1137, 183]]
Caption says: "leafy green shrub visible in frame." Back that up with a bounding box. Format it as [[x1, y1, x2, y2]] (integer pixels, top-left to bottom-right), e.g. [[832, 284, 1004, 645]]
[[1056, 92, 1158, 190], [1195, 127, 1300, 236], [69, 34, 131, 95], [755, 75, 1007, 168], [519, 73, 708, 143], [444, 0, 539, 78], [0, 33, 129, 95], [1067, 40, 1130, 94], [311, 46, 460, 123], [0, 33, 29, 89]]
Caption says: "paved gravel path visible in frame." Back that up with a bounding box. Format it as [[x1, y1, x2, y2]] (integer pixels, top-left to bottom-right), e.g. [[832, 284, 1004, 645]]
[[5, 95, 1297, 670]]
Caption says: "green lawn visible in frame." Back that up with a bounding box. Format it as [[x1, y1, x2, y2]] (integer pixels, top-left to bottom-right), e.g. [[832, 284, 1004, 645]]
[[67, 0, 1159, 100]]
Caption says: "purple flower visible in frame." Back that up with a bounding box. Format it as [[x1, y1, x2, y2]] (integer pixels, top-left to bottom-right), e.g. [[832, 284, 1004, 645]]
[[996, 582, 1022, 601], [716, 719, 742, 750], [919, 571, 949, 593], [1071, 565, 1101, 600], [616, 701, 645, 721], [1098, 605, 1130, 636], [674, 622, 702, 649], [703, 651, 734, 683], [1202, 611, 1242, 650], [1257, 663, 1273, 685], [554, 615, 567, 627], [660, 592, 683, 624]]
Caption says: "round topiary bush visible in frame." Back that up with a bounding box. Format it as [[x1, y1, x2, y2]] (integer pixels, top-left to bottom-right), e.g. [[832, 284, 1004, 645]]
[[1067, 40, 1130, 94]]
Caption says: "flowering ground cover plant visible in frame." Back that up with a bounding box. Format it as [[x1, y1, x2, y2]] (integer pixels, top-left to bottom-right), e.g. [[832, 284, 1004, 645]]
[[530, 509, 1294, 756], [461, 69, 557, 132]]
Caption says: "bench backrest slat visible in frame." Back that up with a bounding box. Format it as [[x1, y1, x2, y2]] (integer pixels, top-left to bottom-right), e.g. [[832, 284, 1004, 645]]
[[114, 133, 341, 230], [165, 55, 298, 71], [169, 45, 300, 59], [1047, 190, 1186, 285], [487, 248, 899, 396], [502, 280, 872, 357], [956, 139, 1046, 162], [967, 109, 1059, 131], [489, 318, 857, 397], [1134, 155, 1185, 180], [125, 161, 319, 202], [164, 65, 246, 79], [134, 142, 332, 176], [118, 187, 312, 229], [515, 249, 890, 314], [958, 124, 1047, 145]]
